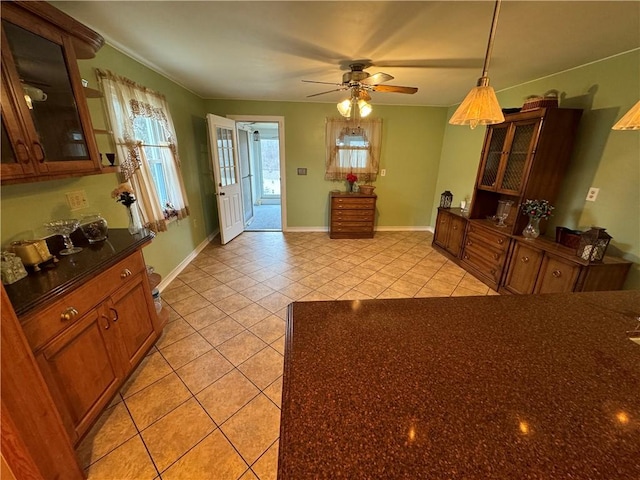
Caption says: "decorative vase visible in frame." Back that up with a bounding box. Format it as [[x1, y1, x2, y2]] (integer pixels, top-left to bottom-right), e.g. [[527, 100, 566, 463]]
[[127, 204, 143, 235], [522, 216, 541, 239], [348, 181, 354, 193]]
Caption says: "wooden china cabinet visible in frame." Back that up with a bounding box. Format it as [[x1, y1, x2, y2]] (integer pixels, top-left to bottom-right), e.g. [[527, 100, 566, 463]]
[[434, 107, 631, 292], [0, 1, 104, 184]]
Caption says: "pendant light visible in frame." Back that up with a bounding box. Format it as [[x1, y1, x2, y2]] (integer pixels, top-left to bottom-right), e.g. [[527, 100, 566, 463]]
[[449, 0, 505, 129], [612, 100, 640, 130]]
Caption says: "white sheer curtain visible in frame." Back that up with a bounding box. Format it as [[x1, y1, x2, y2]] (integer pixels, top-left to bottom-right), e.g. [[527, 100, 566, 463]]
[[325, 117, 382, 182], [97, 69, 189, 232]]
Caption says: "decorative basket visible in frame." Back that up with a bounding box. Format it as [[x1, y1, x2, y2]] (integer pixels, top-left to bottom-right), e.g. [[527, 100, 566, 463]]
[[358, 185, 375, 195], [521, 91, 559, 111]]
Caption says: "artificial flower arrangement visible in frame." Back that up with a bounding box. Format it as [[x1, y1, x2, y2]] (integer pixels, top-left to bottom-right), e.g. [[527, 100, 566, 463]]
[[346, 172, 358, 184], [521, 199, 554, 219], [111, 183, 137, 207]]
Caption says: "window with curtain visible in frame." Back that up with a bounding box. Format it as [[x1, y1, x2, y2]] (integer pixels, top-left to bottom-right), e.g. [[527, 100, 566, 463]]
[[97, 69, 189, 232], [325, 117, 382, 182]]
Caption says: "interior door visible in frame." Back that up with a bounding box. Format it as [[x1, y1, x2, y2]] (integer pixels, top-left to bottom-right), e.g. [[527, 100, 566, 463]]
[[206, 114, 244, 244], [237, 128, 254, 225]]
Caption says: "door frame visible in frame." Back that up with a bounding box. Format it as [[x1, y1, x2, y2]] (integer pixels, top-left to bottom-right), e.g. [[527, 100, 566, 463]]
[[228, 115, 287, 232]]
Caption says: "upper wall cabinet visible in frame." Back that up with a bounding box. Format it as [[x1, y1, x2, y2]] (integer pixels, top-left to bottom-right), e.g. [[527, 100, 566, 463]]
[[469, 108, 583, 236], [0, 1, 104, 185]]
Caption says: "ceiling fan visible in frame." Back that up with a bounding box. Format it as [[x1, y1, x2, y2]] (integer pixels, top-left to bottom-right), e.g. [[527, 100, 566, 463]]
[[303, 63, 418, 118], [303, 62, 418, 99]]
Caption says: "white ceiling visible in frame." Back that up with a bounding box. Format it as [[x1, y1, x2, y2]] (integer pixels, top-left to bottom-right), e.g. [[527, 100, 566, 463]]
[[52, 1, 640, 107]]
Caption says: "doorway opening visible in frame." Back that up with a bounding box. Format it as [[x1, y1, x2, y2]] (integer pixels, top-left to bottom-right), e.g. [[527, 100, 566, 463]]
[[234, 118, 285, 231]]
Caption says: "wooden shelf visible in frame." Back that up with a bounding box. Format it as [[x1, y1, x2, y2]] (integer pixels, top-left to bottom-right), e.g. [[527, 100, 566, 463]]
[[83, 86, 103, 98]]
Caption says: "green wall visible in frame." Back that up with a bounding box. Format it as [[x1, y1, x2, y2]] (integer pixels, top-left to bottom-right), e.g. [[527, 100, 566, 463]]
[[435, 49, 640, 288], [206, 100, 447, 229]]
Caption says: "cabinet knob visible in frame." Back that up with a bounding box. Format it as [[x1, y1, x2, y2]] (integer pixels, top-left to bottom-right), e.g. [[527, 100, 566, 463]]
[[120, 269, 132, 279], [452, 225, 458, 230], [552, 270, 562, 278], [464, 254, 470, 260], [521, 256, 529, 263], [490, 268, 496, 275], [493, 253, 500, 260], [497, 238, 504, 245], [467, 240, 473, 246], [60, 307, 79, 322], [101, 314, 111, 330]]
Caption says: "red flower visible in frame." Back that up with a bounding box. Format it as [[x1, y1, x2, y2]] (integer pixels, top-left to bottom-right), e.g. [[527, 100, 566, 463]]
[[346, 173, 357, 183]]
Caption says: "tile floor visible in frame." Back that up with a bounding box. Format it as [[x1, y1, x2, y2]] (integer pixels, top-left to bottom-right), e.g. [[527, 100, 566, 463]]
[[78, 231, 497, 479]]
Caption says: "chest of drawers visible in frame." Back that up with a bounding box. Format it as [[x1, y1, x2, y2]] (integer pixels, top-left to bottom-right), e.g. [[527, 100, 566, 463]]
[[330, 192, 377, 239]]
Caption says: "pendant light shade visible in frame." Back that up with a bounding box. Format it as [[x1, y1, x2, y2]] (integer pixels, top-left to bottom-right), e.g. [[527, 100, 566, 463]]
[[612, 100, 640, 130], [337, 92, 372, 119], [449, 0, 505, 129]]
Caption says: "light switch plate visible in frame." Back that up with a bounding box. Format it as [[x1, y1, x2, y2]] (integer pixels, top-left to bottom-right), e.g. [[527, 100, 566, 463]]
[[297, 168, 307, 175], [586, 187, 599, 202], [380, 169, 386, 176]]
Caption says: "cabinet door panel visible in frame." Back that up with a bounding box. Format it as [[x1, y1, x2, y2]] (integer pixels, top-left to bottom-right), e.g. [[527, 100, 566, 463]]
[[535, 255, 580, 294], [110, 275, 156, 372], [448, 216, 466, 257], [36, 309, 121, 443], [496, 121, 539, 194], [478, 125, 508, 190], [433, 210, 451, 249], [503, 242, 544, 294]]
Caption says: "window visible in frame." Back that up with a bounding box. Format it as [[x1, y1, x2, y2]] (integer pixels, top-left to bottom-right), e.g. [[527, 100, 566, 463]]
[[98, 69, 189, 232], [325, 117, 382, 182]]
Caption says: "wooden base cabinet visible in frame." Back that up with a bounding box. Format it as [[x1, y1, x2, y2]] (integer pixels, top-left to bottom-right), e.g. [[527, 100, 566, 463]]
[[433, 208, 467, 259], [502, 237, 632, 294], [21, 250, 160, 445], [330, 193, 376, 239]]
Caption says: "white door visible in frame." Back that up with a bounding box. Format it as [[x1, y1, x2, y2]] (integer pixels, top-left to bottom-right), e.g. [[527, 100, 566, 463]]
[[206, 114, 244, 244], [236, 128, 255, 225]]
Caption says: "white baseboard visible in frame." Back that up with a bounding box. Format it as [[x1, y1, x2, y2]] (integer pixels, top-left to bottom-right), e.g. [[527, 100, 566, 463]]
[[157, 228, 219, 292], [285, 226, 329, 232], [284, 226, 434, 233]]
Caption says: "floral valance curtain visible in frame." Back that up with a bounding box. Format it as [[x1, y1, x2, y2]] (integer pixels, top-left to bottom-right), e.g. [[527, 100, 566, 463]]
[[96, 69, 189, 232], [325, 117, 382, 182]]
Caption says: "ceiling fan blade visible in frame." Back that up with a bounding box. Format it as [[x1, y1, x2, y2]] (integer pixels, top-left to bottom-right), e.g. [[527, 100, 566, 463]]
[[302, 80, 344, 86], [372, 85, 418, 94], [307, 88, 346, 98], [360, 72, 393, 85]]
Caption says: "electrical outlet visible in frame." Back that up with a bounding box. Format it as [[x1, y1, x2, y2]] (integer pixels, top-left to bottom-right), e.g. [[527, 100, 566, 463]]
[[66, 190, 88, 210], [380, 169, 386, 177], [586, 187, 599, 202]]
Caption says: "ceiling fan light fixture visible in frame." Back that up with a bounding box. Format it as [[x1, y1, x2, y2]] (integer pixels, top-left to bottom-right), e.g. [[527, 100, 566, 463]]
[[612, 100, 640, 130], [358, 99, 372, 118], [337, 98, 352, 117], [449, 0, 504, 129], [449, 76, 504, 129]]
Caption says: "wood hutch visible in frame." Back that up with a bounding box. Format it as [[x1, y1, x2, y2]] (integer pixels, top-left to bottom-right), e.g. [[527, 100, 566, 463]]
[[433, 108, 631, 292]]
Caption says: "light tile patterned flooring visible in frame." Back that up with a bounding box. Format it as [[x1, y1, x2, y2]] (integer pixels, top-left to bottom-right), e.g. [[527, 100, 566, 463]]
[[78, 231, 497, 479]]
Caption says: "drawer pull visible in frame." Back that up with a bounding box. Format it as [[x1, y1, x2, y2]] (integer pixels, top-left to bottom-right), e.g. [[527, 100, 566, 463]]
[[493, 253, 500, 260], [453, 225, 458, 230], [60, 307, 79, 322], [467, 240, 473, 246], [109, 308, 119, 322], [552, 270, 562, 278], [497, 238, 504, 245], [463, 254, 470, 260], [490, 268, 496, 275], [120, 269, 132, 279], [521, 256, 529, 263], [101, 314, 111, 330]]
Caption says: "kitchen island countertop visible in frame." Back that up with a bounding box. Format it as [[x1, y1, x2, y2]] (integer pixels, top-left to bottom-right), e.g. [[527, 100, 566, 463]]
[[279, 290, 640, 479]]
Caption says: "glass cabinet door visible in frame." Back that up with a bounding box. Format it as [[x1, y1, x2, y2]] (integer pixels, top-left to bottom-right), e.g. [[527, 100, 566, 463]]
[[2, 19, 90, 163], [478, 124, 508, 190], [496, 120, 540, 194]]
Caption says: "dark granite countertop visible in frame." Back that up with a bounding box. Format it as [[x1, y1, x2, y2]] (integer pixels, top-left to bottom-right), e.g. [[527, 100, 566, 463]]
[[5, 228, 154, 318], [279, 291, 640, 479]]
